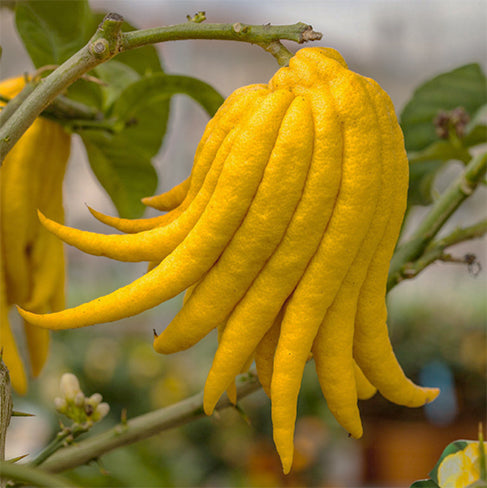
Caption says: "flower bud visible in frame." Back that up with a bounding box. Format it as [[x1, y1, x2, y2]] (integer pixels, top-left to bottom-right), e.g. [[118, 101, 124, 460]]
[[54, 397, 67, 413], [95, 402, 110, 421], [87, 393, 103, 407], [74, 391, 85, 407], [60, 373, 81, 400]]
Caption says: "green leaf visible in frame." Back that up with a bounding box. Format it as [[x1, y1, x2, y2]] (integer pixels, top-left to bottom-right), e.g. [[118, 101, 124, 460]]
[[430, 440, 469, 484], [111, 73, 225, 124], [401, 64, 487, 152], [401, 64, 487, 207], [410, 480, 440, 488], [15, 0, 96, 67], [407, 139, 472, 205], [408, 159, 444, 206], [464, 104, 487, 147], [76, 73, 223, 217], [94, 61, 141, 112], [80, 130, 158, 219]]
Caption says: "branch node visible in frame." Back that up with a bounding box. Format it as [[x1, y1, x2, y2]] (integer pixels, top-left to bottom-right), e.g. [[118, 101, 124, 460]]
[[299, 24, 323, 43], [459, 175, 474, 195], [90, 39, 109, 58]]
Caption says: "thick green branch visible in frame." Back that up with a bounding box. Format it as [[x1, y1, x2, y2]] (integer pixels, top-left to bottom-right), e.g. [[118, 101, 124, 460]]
[[122, 21, 320, 49], [121, 21, 321, 66], [38, 372, 261, 474], [388, 151, 487, 290], [0, 13, 124, 163], [0, 15, 321, 163]]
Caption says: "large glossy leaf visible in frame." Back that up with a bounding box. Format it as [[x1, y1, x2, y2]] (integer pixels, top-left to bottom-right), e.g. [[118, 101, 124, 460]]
[[401, 64, 487, 152], [15, 0, 96, 67], [80, 130, 158, 219]]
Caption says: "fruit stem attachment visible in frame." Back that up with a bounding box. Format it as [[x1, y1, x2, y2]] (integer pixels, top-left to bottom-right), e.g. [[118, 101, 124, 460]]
[[387, 151, 487, 290]]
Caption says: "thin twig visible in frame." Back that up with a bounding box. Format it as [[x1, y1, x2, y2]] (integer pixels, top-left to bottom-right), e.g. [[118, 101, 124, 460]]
[[387, 151, 487, 290], [0, 13, 124, 163], [37, 372, 261, 473], [397, 219, 487, 281]]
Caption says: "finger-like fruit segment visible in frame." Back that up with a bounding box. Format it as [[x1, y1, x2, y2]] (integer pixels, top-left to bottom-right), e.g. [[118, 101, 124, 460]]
[[1, 76, 70, 393], [141, 177, 191, 211], [159, 95, 314, 356]]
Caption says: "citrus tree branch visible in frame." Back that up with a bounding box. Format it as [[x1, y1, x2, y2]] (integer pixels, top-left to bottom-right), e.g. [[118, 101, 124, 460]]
[[0, 360, 12, 488], [0, 461, 79, 488], [0, 14, 321, 163], [387, 151, 487, 290], [0, 13, 124, 163], [121, 20, 322, 66], [396, 219, 487, 282], [36, 372, 261, 474]]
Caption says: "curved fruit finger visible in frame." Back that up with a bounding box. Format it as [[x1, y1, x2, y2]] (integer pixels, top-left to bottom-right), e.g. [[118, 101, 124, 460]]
[[19, 89, 293, 330], [158, 95, 314, 355], [254, 311, 283, 398], [311, 74, 398, 439], [271, 57, 383, 474], [353, 80, 440, 407], [37, 125, 241, 262], [141, 176, 191, 212], [202, 87, 343, 412], [354, 362, 377, 400]]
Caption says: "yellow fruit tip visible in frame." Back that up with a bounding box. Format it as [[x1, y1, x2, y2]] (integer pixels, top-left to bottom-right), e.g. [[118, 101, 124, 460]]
[[203, 401, 215, 417], [426, 387, 441, 403], [281, 458, 292, 475]]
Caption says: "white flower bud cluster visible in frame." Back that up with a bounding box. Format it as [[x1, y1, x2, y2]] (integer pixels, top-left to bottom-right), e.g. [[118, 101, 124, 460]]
[[54, 373, 110, 426]]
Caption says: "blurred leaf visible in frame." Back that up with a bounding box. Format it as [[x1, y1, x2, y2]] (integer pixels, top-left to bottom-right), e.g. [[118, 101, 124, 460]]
[[429, 440, 469, 484], [80, 130, 158, 218], [65, 78, 104, 112], [410, 480, 440, 488], [112, 73, 225, 125], [95, 61, 140, 111], [401, 64, 487, 152], [464, 104, 487, 147], [409, 139, 471, 165], [407, 140, 471, 205], [15, 0, 96, 67], [408, 159, 444, 206], [402, 64, 487, 206]]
